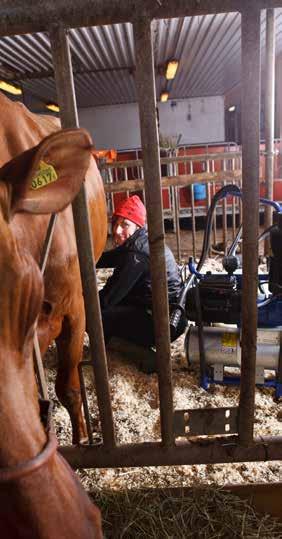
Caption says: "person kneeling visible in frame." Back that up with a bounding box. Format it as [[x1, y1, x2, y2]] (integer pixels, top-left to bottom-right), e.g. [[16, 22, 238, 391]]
[[97, 195, 186, 373]]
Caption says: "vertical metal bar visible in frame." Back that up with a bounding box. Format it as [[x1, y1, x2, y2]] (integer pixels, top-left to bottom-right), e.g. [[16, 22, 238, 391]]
[[239, 178, 243, 224], [223, 183, 228, 253], [108, 170, 114, 233], [264, 8, 276, 255], [222, 160, 228, 253], [194, 283, 207, 389], [232, 159, 237, 239], [137, 149, 146, 202], [124, 166, 129, 198], [49, 24, 115, 449], [171, 187, 176, 232], [190, 162, 196, 259], [239, 8, 261, 446], [206, 181, 212, 257], [111, 167, 119, 225], [174, 157, 181, 262], [167, 151, 175, 231], [78, 364, 94, 445], [191, 187, 196, 259], [232, 184, 236, 239], [173, 186, 181, 262], [133, 18, 174, 447], [212, 162, 217, 249], [277, 333, 282, 398], [213, 191, 218, 248]]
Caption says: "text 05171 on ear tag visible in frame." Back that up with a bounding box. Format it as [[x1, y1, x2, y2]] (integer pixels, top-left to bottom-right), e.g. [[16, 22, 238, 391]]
[[31, 161, 58, 190]]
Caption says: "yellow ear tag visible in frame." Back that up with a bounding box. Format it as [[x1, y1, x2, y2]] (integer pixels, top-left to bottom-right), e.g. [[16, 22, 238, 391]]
[[31, 161, 58, 190]]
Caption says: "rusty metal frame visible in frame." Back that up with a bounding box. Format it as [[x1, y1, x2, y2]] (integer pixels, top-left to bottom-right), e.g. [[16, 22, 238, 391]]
[[133, 17, 174, 447], [49, 24, 116, 449], [264, 8, 276, 255], [59, 435, 282, 469], [0, 0, 282, 37], [238, 6, 261, 446], [102, 164, 242, 193], [1, 0, 282, 468]]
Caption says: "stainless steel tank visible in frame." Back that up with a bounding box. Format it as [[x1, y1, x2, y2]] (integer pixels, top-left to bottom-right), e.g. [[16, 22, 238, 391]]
[[185, 325, 282, 369]]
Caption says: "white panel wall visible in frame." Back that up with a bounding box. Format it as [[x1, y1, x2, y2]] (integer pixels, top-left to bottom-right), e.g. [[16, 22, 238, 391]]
[[158, 96, 224, 146], [79, 102, 141, 150], [78, 95, 225, 151]]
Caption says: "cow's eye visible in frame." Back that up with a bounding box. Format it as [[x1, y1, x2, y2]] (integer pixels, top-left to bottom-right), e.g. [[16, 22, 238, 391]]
[[42, 301, 52, 315]]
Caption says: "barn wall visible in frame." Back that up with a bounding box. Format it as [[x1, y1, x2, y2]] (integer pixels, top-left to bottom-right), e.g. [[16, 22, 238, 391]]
[[158, 96, 225, 147], [224, 54, 281, 142], [78, 95, 225, 150]]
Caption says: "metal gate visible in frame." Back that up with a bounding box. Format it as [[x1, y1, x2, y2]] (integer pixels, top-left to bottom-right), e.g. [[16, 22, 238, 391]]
[[1, 1, 282, 470]]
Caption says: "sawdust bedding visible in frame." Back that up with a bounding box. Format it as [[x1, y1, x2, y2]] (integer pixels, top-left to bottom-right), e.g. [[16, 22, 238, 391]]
[[46, 253, 282, 493]]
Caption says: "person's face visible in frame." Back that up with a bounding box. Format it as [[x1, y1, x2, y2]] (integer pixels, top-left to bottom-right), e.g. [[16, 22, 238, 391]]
[[113, 217, 139, 246]]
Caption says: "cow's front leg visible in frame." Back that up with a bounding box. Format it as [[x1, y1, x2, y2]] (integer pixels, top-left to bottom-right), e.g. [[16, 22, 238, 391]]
[[55, 313, 87, 444]]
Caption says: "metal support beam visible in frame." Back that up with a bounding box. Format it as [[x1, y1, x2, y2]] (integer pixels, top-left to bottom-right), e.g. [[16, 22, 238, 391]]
[[49, 24, 115, 449], [133, 18, 174, 447], [264, 8, 276, 255], [59, 435, 282, 469], [1, 1, 282, 37], [239, 8, 261, 446]]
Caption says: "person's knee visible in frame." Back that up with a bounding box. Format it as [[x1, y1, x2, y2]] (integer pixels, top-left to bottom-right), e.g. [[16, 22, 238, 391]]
[[100, 308, 117, 343]]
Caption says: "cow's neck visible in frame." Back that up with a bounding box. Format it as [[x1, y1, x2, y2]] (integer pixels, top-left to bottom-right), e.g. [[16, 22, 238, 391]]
[[0, 351, 46, 468]]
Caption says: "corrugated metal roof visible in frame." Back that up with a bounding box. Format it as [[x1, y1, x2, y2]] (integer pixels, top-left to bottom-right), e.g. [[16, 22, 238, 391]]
[[1, 10, 282, 108]]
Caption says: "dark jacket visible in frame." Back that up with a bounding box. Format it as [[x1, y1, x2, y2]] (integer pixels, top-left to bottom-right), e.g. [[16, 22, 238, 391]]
[[97, 227, 182, 309]]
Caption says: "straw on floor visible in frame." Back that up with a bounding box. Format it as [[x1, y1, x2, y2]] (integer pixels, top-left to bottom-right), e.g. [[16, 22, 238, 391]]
[[91, 486, 282, 538]]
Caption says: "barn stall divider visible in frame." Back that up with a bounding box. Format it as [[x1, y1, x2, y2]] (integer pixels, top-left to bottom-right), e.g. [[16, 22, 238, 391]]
[[98, 143, 281, 261], [98, 149, 244, 260], [1, 0, 282, 500]]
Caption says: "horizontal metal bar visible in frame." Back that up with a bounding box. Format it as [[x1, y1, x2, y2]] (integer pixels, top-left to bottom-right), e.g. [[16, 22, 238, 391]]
[[101, 152, 242, 170], [17, 65, 133, 82], [1, 0, 282, 37], [104, 170, 242, 193], [59, 435, 282, 469]]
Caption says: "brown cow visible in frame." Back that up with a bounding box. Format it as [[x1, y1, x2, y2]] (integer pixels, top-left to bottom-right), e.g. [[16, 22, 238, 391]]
[[0, 92, 107, 444], [0, 138, 103, 538]]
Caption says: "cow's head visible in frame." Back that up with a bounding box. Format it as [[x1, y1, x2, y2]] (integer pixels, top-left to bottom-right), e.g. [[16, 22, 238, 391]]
[[0, 128, 93, 354]]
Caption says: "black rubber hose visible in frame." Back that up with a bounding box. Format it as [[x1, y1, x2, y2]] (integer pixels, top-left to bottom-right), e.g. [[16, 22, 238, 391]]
[[169, 184, 242, 334]]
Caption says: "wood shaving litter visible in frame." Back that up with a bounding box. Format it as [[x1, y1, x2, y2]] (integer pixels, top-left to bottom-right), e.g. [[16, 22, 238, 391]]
[[45, 252, 282, 491]]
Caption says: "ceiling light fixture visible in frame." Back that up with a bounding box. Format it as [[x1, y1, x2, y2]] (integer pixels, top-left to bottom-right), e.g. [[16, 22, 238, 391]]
[[160, 92, 169, 102], [228, 105, 236, 112], [46, 103, 60, 113], [165, 60, 179, 80], [0, 80, 22, 95]]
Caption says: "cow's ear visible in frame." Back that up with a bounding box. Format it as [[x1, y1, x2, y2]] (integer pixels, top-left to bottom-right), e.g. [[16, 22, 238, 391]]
[[0, 128, 93, 215]]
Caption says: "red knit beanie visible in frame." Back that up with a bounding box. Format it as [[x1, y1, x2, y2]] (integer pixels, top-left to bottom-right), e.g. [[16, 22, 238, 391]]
[[113, 195, 146, 227]]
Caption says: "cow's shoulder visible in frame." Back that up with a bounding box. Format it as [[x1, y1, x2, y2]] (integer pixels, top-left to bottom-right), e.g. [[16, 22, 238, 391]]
[[0, 92, 61, 166]]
